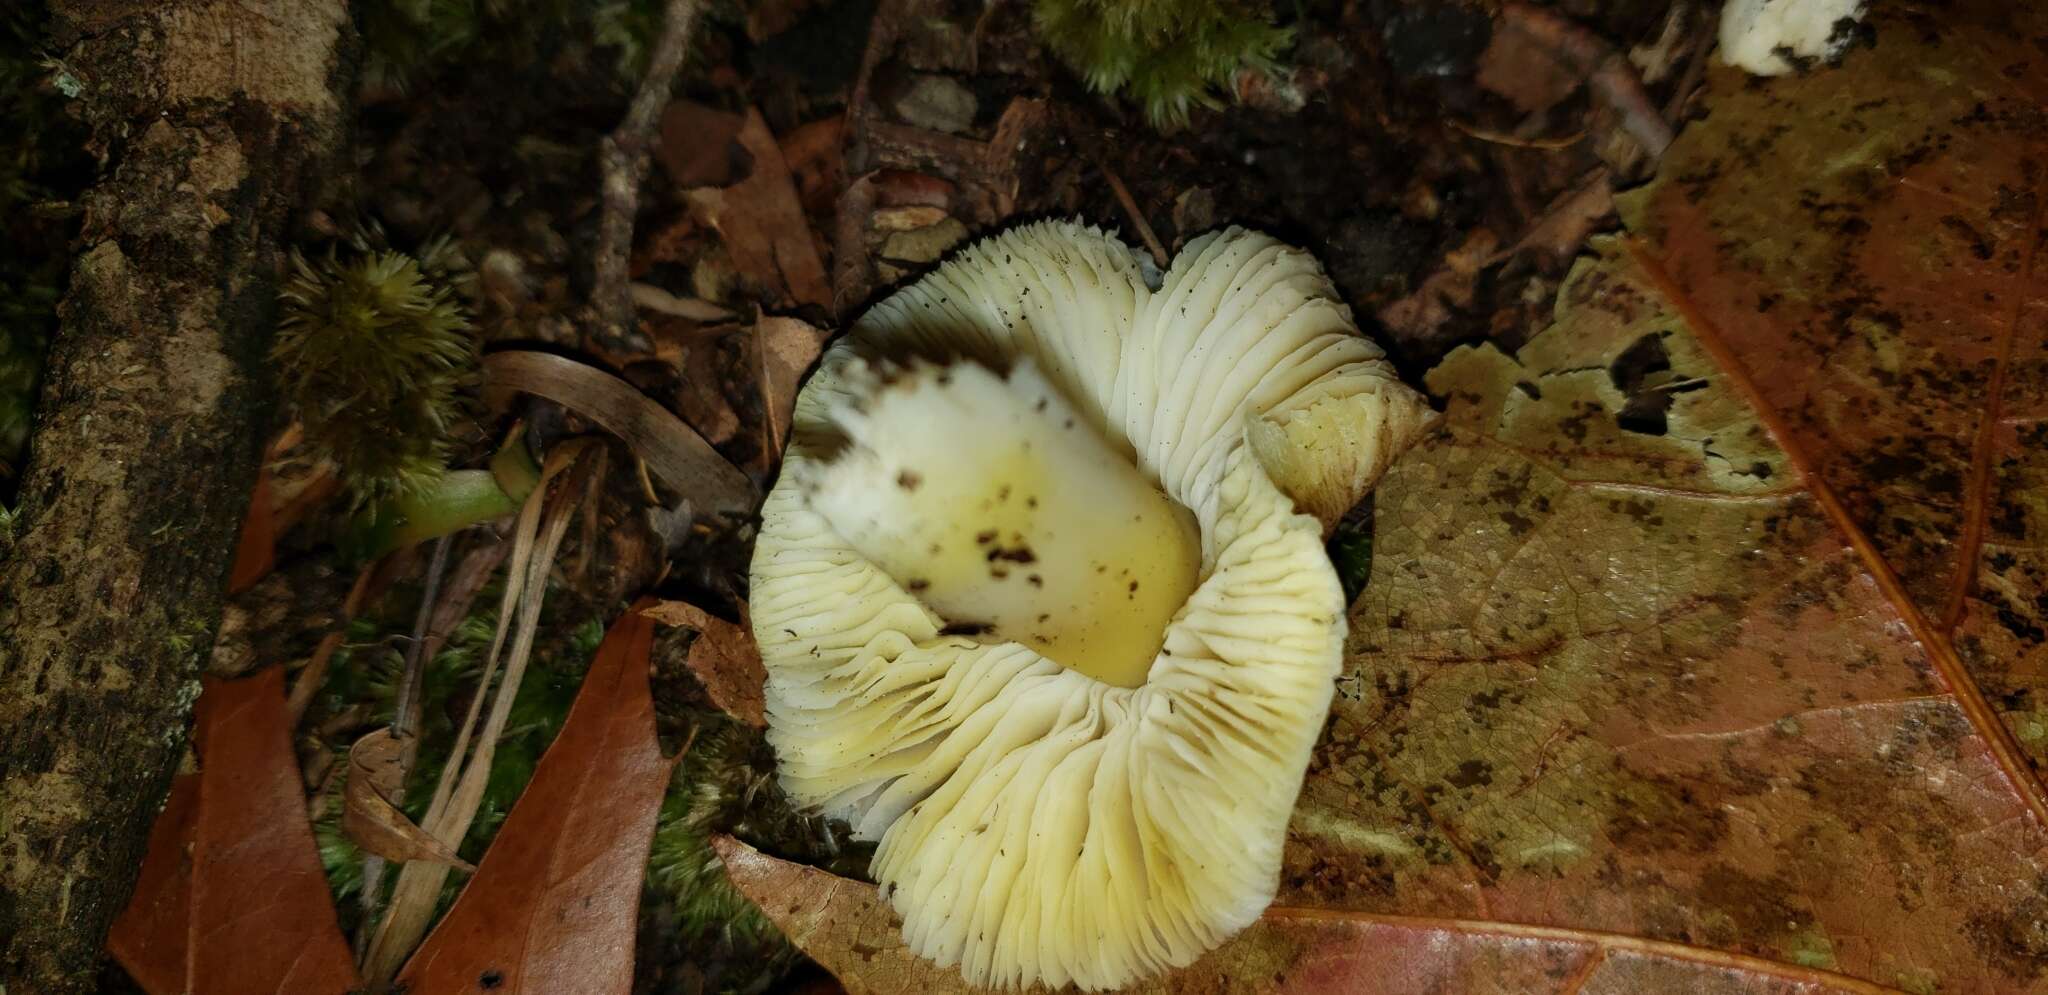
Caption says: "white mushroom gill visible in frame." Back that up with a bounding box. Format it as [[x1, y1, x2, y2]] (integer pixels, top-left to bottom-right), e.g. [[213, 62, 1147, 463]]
[[751, 221, 1436, 990]]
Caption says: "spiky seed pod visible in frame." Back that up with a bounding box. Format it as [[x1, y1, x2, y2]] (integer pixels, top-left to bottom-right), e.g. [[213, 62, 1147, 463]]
[[1032, 0, 1291, 128], [274, 250, 476, 505]]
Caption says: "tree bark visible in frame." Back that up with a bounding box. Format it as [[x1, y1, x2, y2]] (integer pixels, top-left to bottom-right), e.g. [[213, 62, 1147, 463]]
[[0, 2, 349, 991]]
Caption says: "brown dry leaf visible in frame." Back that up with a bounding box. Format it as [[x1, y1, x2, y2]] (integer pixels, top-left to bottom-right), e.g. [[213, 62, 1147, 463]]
[[1622, 0, 2048, 782], [227, 467, 275, 595], [641, 599, 768, 727], [395, 604, 675, 994], [1375, 228, 1500, 342], [107, 670, 360, 995], [657, 101, 744, 189], [105, 772, 197, 995], [1284, 232, 2048, 995], [780, 115, 846, 218], [341, 729, 473, 870], [687, 107, 833, 310], [753, 315, 827, 461], [715, 838, 1891, 995], [1475, 11, 1583, 115], [1496, 168, 1613, 269], [677, 336, 744, 446]]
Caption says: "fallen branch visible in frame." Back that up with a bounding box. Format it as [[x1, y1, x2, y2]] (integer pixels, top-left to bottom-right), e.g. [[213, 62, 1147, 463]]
[[591, 0, 705, 347], [0, 4, 351, 988]]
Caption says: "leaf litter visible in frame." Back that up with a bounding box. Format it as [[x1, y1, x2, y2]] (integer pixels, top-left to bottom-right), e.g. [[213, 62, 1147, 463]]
[[97, 0, 2048, 991]]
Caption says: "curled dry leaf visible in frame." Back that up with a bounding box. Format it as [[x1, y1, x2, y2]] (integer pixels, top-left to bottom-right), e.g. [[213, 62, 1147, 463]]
[[641, 599, 768, 727], [342, 729, 474, 870], [107, 670, 360, 995], [396, 604, 676, 994], [483, 349, 755, 515], [686, 107, 833, 310], [713, 838, 1891, 995], [1376, 228, 1500, 344], [657, 101, 745, 189]]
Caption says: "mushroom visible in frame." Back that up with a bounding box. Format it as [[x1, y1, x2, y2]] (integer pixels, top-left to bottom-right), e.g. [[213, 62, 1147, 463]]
[[751, 221, 1436, 990]]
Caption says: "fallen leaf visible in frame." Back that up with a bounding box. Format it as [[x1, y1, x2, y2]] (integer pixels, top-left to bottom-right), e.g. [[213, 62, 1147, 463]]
[[657, 101, 744, 189], [687, 108, 832, 310], [1375, 228, 1500, 343], [1474, 12, 1583, 115], [871, 204, 950, 231], [642, 599, 768, 727], [1287, 223, 2048, 991], [342, 729, 474, 870], [780, 115, 845, 218], [714, 838, 1891, 995], [753, 316, 827, 461], [396, 604, 676, 994], [677, 336, 744, 446], [1494, 168, 1613, 269], [108, 669, 361, 995], [227, 467, 276, 595], [1621, 0, 2048, 780], [105, 773, 197, 995]]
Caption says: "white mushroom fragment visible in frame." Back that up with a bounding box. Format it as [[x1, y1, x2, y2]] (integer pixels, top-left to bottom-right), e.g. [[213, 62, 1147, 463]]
[[751, 221, 1436, 990], [1717, 0, 1867, 76]]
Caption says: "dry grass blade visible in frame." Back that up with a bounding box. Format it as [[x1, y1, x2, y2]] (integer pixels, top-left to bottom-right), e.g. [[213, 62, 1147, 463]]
[[484, 350, 755, 515], [361, 442, 598, 984]]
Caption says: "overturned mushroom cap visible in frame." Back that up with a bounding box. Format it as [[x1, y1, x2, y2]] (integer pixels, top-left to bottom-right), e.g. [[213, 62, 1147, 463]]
[[751, 221, 1435, 990]]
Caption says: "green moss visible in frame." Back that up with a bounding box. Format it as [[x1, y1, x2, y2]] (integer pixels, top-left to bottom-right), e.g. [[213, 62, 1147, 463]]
[[1032, 0, 1291, 127], [647, 721, 801, 990], [274, 249, 476, 506]]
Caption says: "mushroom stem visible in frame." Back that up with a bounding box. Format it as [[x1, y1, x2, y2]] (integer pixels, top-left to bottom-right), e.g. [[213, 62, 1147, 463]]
[[804, 359, 1200, 687]]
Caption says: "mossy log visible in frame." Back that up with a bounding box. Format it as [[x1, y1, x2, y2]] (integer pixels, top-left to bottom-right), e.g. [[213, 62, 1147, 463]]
[[0, 2, 349, 990]]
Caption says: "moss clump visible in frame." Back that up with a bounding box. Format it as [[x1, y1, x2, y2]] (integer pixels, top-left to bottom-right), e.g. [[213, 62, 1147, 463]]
[[274, 249, 476, 505], [1033, 0, 1291, 127], [647, 722, 801, 988]]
